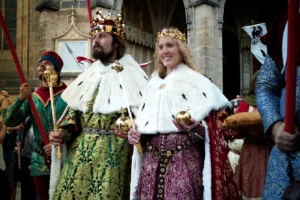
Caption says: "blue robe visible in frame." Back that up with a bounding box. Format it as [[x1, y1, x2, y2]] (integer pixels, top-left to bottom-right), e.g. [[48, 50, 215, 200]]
[[256, 55, 300, 199]]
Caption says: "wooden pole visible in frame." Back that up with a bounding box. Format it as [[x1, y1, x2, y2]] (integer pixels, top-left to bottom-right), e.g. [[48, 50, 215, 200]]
[[284, 0, 299, 133]]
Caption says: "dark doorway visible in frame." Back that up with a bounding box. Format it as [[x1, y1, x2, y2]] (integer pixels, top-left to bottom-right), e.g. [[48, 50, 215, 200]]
[[169, 0, 187, 34], [223, 31, 240, 101], [222, 0, 287, 101]]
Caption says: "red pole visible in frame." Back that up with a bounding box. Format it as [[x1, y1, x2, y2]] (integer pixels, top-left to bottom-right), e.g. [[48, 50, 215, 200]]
[[0, 11, 49, 144], [284, 0, 299, 133], [86, 0, 93, 27]]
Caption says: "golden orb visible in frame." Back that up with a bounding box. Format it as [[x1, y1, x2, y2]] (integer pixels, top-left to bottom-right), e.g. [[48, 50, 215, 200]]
[[115, 116, 132, 134], [175, 109, 191, 125], [115, 107, 132, 134]]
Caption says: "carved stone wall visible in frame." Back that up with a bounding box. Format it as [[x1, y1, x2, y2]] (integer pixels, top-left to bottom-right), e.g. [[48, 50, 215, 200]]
[[125, 25, 156, 48]]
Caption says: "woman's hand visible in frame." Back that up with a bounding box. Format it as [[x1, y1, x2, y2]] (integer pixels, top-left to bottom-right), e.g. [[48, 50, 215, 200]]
[[173, 118, 205, 140], [128, 129, 141, 145], [172, 118, 199, 132], [49, 129, 64, 146]]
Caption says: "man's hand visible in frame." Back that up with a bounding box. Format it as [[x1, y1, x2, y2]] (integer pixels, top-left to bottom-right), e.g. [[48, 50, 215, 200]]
[[16, 123, 24, 131], [114, 130, 128, 139], [43, 143, 52, 157], [128, 129, 141, 145], [19, 83, 32, 101], [49, 129, 64, 146], [272, 121, 299, 151]]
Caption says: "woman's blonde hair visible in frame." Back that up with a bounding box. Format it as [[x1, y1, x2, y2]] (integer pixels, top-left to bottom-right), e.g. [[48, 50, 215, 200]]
[[154, 28, 200, 78]]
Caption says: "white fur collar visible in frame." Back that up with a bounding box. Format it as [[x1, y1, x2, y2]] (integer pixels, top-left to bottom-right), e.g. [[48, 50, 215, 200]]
[[62, 54, 148, 115], [135, 63, 229, 134]]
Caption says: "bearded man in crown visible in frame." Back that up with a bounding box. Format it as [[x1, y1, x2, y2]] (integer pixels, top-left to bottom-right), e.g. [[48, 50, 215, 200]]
[[50, 10, 148, 200]]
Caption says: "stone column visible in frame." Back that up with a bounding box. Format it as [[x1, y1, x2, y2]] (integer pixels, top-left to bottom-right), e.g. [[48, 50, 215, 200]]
[[240, 33, 252, 97], [17, 0, 28, 75], [32, 0, 59, 81], [26, 0, 41, 81], [39, 11, 57, 54], [187, 0, 224, 91]]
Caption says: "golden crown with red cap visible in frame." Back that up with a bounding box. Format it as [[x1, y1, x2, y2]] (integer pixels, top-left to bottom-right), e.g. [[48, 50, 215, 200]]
[[89, 10, 126, 40]]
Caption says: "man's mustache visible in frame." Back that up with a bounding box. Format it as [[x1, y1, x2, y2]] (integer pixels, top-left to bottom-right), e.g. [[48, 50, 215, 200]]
[[93, 44, 103, 50]]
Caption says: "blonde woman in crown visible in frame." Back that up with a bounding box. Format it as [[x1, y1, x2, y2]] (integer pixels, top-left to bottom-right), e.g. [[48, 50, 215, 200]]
[[127, 28, 239, 200]]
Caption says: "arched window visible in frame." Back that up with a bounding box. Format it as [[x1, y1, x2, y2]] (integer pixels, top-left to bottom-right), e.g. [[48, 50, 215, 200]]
[[0, 0, 17, 50]]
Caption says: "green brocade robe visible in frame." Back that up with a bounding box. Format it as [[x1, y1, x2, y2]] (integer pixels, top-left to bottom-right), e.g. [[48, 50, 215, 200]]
[[53, 100, 131, 200], [53, 54, 148, 200], [2, 93, 67, 176]]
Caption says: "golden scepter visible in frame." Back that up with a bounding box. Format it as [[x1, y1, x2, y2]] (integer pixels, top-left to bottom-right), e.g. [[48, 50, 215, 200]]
[[112, 60, 143, 154], [43, 66, 61, 159]]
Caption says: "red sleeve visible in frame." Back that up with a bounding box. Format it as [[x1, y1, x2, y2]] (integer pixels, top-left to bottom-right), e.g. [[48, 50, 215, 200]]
[[236, 100, 249, 113]]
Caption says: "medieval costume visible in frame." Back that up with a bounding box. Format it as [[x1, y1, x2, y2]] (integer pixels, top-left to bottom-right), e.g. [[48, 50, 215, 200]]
[[2, 51, 67, 200], [2, 83, 67, 195], [52, 54, 148, 200], [227, 138, 244, 176], [256, 56, 300, 199], [226, 96, 244, 176], [0, 117, 10, 200], [130, 63, 239, 200], [235, 98, 270, 200], [256, 12, 300, 199], [256, 55, 300, 199]]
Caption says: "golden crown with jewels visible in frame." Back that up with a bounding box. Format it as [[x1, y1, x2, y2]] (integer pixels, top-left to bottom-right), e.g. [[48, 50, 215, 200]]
[[157, 28, 187, 43], [89, 10, 126, 40]]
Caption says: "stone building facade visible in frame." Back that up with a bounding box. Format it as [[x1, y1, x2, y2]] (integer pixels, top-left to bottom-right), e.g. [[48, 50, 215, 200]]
[[0, 0, 287, 100]]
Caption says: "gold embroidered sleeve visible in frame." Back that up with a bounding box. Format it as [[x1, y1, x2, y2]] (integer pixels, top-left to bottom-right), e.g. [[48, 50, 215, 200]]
[[58, 108, 78, 143]]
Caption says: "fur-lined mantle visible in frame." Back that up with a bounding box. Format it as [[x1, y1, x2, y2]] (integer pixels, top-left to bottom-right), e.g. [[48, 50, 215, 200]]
[[61, 54, 148, 114], [135, 63, 229, 134]]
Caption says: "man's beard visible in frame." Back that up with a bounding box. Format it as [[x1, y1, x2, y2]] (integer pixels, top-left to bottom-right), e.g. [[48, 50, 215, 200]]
[[92, 44, 115, 63]]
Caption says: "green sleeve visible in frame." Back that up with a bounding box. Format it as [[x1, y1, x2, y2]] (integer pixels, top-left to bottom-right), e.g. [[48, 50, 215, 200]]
[[58, 108, 78, 143], [2, 97, 29, 127]]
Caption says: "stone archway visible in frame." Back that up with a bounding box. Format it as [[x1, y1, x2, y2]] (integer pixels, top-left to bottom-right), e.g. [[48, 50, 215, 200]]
[[222, 0, 288, 99], [120, 0, 187, 75]]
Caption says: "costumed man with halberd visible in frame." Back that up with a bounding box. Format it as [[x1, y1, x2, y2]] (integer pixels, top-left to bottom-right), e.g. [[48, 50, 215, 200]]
[[2, 51, 67, 200], [50, 10, 148, 200]]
